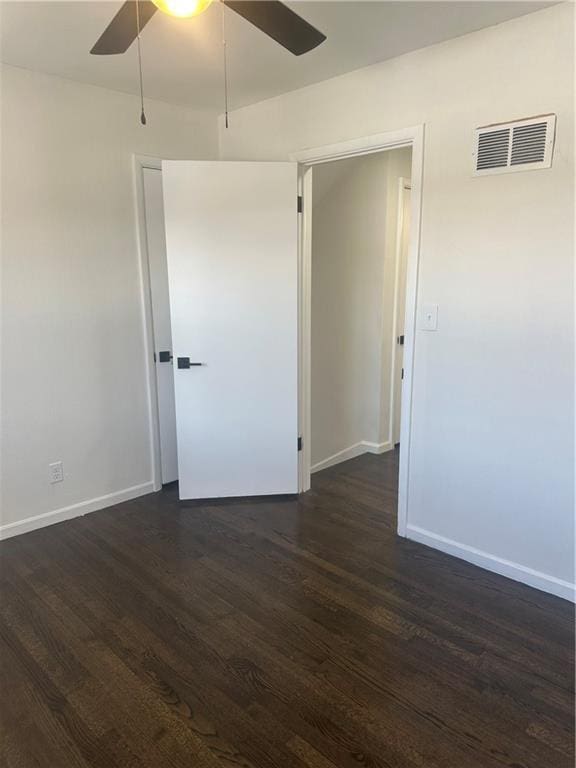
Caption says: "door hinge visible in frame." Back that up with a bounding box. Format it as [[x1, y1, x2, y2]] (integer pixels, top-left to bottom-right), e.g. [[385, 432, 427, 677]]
[[297, 195, 303, 213], [401, 368, 404, 380], [298, 436, 303, 451]]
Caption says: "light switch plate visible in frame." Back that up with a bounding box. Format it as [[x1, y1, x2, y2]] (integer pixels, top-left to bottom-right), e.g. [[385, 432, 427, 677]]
[[420, 303, 438, 331]]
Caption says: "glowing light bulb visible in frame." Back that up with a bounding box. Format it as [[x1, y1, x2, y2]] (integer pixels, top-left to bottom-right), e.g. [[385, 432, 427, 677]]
[[152, 0, 213, 18]]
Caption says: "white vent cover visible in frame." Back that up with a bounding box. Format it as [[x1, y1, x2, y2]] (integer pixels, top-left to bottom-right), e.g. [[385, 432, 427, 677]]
[[473, 114, 556, 176]]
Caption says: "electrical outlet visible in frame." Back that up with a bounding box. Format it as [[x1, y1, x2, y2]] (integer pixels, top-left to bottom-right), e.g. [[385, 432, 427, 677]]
[[49, 461, 64, 484]]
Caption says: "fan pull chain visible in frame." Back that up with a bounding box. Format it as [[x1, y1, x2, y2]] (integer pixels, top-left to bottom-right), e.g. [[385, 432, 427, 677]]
[[135, 0, 147, 125], [221, 1, 229, 128]]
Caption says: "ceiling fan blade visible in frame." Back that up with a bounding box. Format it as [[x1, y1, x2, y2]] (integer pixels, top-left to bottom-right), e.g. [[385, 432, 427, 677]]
[[223, 1, 326, 56], [91, 1, 158, 55]]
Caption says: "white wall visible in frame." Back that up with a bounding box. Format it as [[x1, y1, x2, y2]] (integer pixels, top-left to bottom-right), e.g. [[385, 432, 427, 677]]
[[219, 4, 575, 598], [311, 149, 411, 469], [0, 65, 217, 535]]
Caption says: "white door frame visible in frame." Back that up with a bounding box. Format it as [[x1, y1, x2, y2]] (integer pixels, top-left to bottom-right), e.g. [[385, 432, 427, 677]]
[[290, 125, 424, 537], [389, 177, 412, 448], [133, 154, 164, 492]]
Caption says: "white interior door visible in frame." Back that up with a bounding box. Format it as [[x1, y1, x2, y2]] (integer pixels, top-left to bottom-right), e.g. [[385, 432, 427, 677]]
[[162, 161, 299, 499], [393, 181, 411, 445], [143, 167, 178, 484]]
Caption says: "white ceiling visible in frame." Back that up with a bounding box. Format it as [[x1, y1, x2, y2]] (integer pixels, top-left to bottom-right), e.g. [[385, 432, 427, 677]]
[[0, 1, 551, 111]]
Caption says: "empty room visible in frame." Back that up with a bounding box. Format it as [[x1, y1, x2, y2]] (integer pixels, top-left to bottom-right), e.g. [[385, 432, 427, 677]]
[[0, 2, 574, 767]]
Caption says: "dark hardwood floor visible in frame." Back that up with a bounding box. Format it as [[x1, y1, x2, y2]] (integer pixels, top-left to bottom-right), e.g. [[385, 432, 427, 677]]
[[1, 451, 574, 768]]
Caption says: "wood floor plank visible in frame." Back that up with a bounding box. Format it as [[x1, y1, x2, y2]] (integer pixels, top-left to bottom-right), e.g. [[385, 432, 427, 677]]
[[1, 450, 573, 767]]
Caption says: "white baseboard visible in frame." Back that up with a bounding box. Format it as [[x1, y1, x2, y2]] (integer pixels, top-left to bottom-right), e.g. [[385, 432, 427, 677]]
[[311, 440, 393, 474], [363, 440, 393, 455], [0, 482, 155, 541], [407, 524, 575, 603]]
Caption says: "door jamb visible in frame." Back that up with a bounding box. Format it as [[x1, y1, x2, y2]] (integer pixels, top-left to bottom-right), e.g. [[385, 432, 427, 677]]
[[133, 154, 163, 492], [389, 177, 412, 449], [290, 125, 425, 537]]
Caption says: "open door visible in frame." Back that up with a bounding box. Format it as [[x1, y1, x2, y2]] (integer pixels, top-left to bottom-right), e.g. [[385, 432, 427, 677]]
[[393, 181, 411, 445], [162, 161, 299, 499]]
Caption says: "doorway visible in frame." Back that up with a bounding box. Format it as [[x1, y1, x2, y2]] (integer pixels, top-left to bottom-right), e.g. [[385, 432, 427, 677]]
[[308, 149, 412, 524], [293, 125, 424, 536]]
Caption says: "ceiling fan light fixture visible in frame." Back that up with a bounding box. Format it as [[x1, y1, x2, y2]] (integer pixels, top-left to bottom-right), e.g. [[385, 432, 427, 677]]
[[90, 0, 326, 58], [151, 0, 213, 18]]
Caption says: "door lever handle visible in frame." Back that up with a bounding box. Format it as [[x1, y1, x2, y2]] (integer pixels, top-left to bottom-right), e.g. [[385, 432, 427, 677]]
[[177, 357, 204, 369]]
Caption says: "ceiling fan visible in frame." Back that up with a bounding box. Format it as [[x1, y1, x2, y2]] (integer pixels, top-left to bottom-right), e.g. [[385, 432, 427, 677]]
[[91, 0, 327, 57]]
